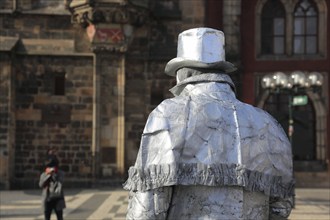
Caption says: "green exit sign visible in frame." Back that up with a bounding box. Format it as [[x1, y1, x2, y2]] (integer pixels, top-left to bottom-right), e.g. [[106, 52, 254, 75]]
[[293, 95, 308, 106]]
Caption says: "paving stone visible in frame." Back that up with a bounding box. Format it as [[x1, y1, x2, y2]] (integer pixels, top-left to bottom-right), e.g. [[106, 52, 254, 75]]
[[0, 187, 329, 220]]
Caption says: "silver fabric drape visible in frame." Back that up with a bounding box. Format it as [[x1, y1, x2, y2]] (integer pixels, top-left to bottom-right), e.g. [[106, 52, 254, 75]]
[[124, 73, 294, 220]]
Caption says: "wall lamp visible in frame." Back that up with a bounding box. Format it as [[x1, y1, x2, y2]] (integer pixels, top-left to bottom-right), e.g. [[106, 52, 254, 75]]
[[261, 71, 323, 91]]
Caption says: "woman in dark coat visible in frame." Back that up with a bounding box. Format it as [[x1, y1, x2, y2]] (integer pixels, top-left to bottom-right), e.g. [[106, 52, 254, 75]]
[[39, 151, 66, 220]]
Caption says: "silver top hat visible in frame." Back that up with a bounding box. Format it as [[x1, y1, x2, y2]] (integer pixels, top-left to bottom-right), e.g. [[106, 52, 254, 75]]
[[165, 27, 237, 76]]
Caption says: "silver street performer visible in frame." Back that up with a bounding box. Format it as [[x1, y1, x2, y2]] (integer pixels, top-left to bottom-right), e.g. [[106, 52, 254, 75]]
[[124, 27, 294, 220]]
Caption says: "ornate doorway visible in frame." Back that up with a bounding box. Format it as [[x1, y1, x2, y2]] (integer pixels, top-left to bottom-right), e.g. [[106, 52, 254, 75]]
[[256, 74, 328, 171]]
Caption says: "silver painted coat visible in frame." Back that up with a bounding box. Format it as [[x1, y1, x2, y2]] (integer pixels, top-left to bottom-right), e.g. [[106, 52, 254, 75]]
[[124, 74, 294, 220]]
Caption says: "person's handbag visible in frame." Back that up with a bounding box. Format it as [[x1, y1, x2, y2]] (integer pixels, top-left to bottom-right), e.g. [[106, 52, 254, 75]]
[[47, 178, 63, 201]]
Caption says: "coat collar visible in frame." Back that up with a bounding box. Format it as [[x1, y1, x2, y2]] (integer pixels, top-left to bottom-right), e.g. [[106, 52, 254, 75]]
[[169, 73, 236, 96]]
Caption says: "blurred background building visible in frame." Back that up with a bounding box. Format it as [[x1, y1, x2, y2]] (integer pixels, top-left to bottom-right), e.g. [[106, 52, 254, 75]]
[[0, 0, 329, 189]]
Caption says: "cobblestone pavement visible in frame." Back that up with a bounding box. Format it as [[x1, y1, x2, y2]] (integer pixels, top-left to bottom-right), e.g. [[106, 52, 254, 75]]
[[289, 188, 330, 220], [0, 187, 329, 220], [0, 187, 128, 220]]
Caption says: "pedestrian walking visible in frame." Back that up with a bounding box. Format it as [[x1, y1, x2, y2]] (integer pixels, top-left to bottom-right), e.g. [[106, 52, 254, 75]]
[[39, 147, 66, 220]]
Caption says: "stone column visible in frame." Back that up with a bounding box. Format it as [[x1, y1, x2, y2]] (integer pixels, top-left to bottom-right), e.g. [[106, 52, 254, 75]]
[[117, 55, 125, 175], [92, 53, 101, 182], [0, 53, 15, 189], [67, 0, 147, 179], [91, 49, 126, 179]]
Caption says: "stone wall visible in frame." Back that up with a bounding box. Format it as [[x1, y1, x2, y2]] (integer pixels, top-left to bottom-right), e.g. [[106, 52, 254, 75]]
[[0, 0, 244, 187], [124, 57, 176, 168], [222, 0, 242, 95], [0, 53, 15, 189], [13, 55, 94, 188], [223, 0, 241, 57], [124, 0, 205, 168], [0, 14, 73, 40], [0, 1, 96, 188], [0, 55, 10, 177], [0, 0, 13, 10]]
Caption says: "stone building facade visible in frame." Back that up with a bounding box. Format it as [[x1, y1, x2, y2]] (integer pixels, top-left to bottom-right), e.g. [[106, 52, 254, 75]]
[[0, 0, 329, 189], [0, 0, 209, 189], [0, 1, 97, 188]]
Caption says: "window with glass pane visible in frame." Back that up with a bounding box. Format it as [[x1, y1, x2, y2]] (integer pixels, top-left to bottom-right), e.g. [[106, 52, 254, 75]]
[[261, 0, 285, 55], [293, 0, 318, 55]]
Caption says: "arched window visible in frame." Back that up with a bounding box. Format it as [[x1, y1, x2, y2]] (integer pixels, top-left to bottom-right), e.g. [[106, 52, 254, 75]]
[[257, 0, 326, 58], [293, 0, 318, 54], [261, 0, 286, 55]]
